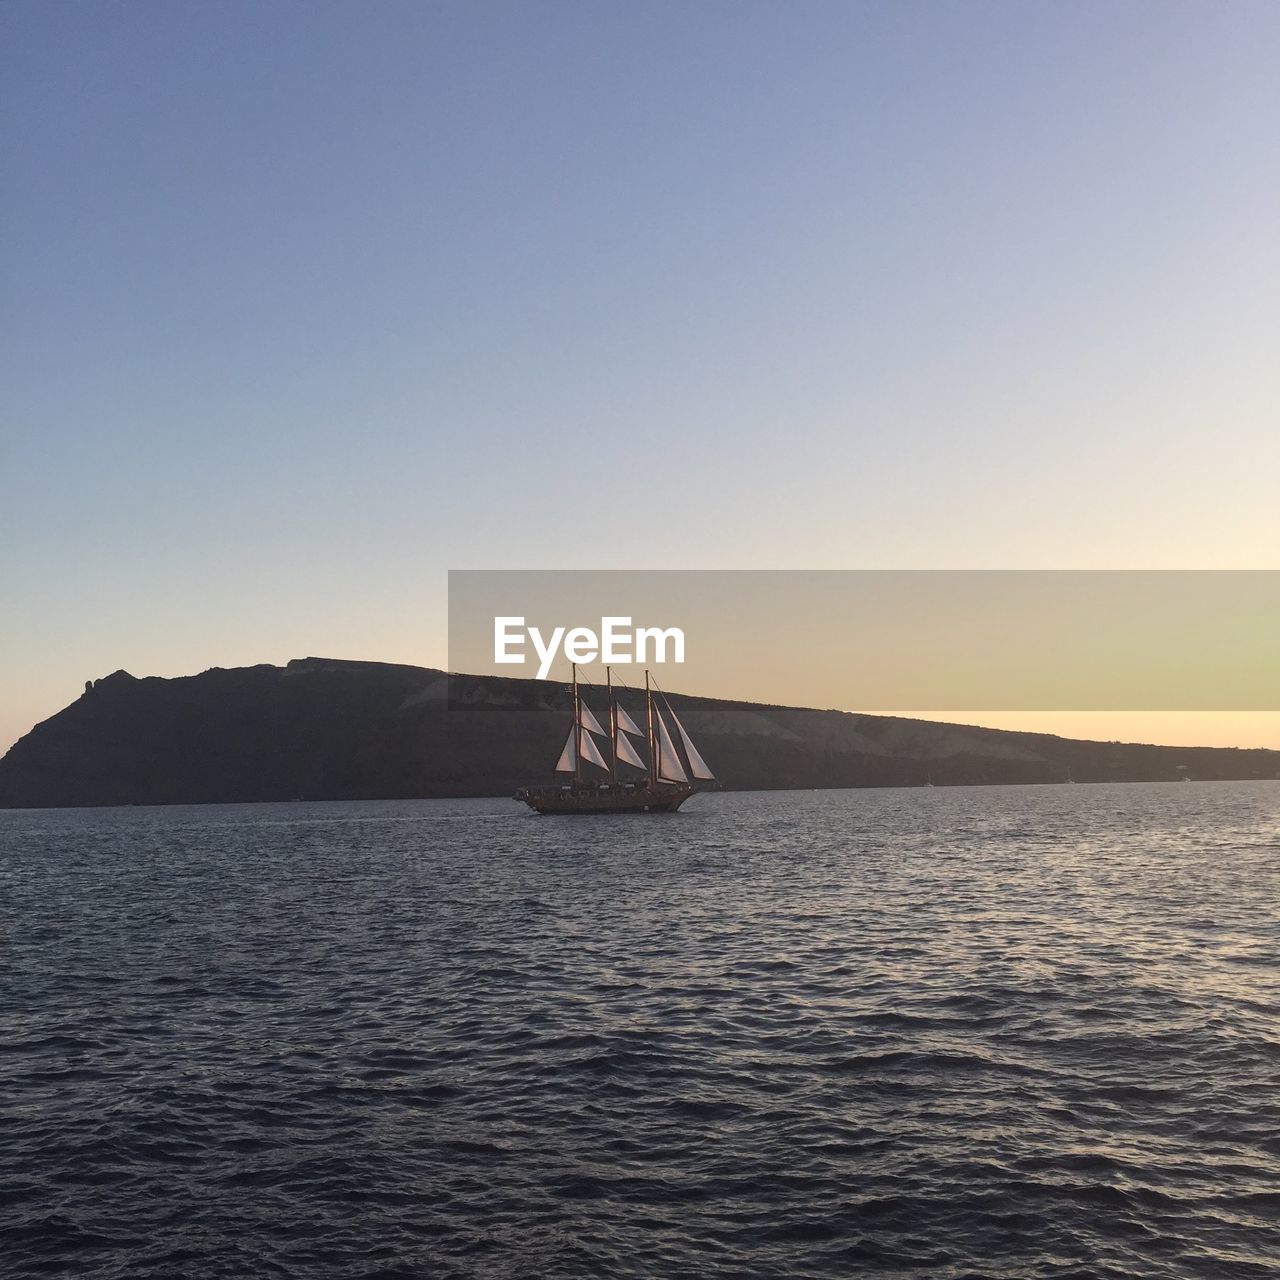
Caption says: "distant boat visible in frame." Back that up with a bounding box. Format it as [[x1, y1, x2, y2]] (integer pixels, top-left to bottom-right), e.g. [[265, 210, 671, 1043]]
[[1065, 768, 1076, 784], [515, 665, 716, 814]]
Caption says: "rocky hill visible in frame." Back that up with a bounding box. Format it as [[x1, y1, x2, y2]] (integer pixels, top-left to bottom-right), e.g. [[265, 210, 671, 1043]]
[[1, 657, 1275, 807]]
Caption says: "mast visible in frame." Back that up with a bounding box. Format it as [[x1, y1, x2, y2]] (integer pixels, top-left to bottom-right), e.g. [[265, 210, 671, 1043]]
[[645, 669, 656, 786], [573, 662, 581, 785], [607, 666, 617, 784]]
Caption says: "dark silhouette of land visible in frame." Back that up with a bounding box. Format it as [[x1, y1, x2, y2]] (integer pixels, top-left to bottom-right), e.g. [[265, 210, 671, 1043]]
[[1, 657, 1275, 808]]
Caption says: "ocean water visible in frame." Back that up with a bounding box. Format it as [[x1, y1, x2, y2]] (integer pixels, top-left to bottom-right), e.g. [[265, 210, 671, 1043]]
[[2, 783, 1278, 1279]]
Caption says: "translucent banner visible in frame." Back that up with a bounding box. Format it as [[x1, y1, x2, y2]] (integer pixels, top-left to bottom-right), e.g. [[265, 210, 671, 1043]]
[[448, 570, 1280, 710]]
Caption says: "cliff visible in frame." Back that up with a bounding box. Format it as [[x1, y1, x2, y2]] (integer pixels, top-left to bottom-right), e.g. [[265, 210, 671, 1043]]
[[1, 657, 1276, 807]]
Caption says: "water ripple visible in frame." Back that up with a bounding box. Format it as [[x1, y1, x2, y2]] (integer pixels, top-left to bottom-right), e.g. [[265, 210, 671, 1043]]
[[2, 782, 1278, 1277]]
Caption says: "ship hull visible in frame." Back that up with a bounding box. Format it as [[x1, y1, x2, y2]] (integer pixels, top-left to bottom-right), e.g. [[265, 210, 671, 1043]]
[[515, 781, 695, 814]]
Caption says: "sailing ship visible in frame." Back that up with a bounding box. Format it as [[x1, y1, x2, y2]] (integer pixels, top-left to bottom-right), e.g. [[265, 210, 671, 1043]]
[[515, 665, 716, 814]]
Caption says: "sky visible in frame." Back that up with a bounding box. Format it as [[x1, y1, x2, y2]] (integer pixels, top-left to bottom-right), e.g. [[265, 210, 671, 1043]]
[[3, 0, 1278, 754]]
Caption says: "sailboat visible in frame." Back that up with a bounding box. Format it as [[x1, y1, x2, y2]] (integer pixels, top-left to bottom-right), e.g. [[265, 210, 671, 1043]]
[[514, 665, 716, 814]]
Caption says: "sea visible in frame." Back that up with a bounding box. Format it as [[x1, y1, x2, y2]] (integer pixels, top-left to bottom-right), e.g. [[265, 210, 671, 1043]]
[[2, 782, 1277, 1279]]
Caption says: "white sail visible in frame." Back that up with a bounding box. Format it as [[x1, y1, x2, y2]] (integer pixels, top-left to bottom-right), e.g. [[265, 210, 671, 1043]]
[[615, 704, 643, 737], [615, 730, 646, 769], [578, 701, 606, 736], [655, 709, 689, 783], [670, 708, 715, 780], [554, 728, 576, 772], [580, 727, 608, 769]]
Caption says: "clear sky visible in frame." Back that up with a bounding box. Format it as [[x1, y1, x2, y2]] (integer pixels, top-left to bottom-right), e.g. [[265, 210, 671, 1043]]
[[3, 1, 1278, 754]]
